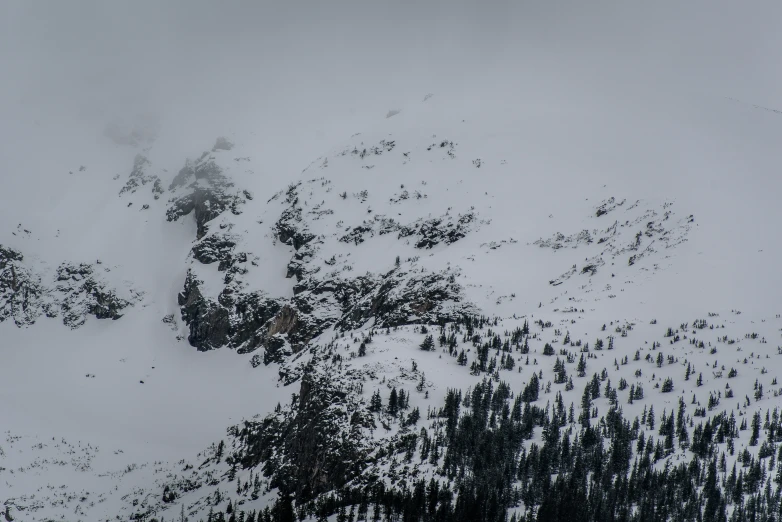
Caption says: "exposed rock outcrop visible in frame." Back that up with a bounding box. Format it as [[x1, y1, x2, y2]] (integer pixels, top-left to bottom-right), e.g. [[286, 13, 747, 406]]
[[190, 233, 244, 272], [177, 271, 287, 353], [235, 360, 373, 503], [166, 152, 249, 239], [335, 268, 471, 330], [55, 263, 132, 328], [1, 245, 136, 328], [338, 211, 477, 249], [173, 167, 477, 361], [0, 245, 45, 326], [119, 154, 164, 199]]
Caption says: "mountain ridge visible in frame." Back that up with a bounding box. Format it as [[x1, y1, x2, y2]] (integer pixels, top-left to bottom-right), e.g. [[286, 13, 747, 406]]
[[2, 89, 782, 521]]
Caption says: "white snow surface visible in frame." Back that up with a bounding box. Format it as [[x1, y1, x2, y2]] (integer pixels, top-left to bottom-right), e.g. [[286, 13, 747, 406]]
[[1, 80, 782, 520]]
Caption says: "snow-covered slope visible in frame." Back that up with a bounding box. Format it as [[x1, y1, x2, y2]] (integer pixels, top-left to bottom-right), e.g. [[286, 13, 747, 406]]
[[2, 85, 781, 521]]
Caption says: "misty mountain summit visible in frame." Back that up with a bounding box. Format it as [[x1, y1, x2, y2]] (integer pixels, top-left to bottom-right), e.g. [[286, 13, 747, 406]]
[[2, 2, 782, 521]]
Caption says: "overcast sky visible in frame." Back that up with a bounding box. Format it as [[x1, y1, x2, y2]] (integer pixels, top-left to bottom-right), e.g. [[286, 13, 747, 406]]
[[1, 1, 780, 170]]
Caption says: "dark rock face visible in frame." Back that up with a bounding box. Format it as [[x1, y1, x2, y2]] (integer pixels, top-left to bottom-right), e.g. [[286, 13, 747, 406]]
[[262, 334, 292, 365], [232, 293, 284, 354], [285, 249, 309, 281], [337, 211, 476, 249], [271, 183, 317, 251], [189, 264, 468, 360], [174, 177, 475, 362], [411, 211, 475, 249], [191, 234, 241, 272], [166, 186, 237, 240], [271, 187, 320, 283], [55, 263, 132, 328], [177, 271, 232, 351], [274, 206, 315, 252], [169, 152, 476, 364], [235, 363, 373, 503], [338, 224, 374, 246], [168, 148, 303, 355], [119, 155, 164, 199], [595, 196, 625, 217], [177, 257, 468, 359], [175, 272, 331, 358], [166, 154, 248, 239], [177, 270, 291, 354], [1, 245, 134, 328], [334, 268, 469, 331], [0, 245, 23, 265], [0, 245, 43, 326]]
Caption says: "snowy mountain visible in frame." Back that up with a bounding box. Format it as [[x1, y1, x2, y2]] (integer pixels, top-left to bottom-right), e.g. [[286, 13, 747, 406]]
[[2, 82, 782, 522]]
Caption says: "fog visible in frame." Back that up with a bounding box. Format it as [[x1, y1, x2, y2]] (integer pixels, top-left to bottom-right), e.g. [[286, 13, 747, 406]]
[[1, 0, 781, 179], [1, 1, 782, 502]]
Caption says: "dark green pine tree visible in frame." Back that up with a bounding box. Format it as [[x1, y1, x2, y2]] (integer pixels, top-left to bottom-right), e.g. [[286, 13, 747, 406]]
[[273, 494, 295, 522], [577, 354, 586, 377], [579, 385, 592, 428], [370, 390, 383, 412], [388, 387, 399, 415], [750, 411, 761, 446], [521, 373, 539, 403]]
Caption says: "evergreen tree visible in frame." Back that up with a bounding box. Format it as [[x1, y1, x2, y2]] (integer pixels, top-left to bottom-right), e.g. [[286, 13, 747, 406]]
[[370, 390, 383, 412], [388, 387, 398, 415], [751, 411, 761, 446], [521, 373, 539, 403], [577, 354, 586, 377]]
